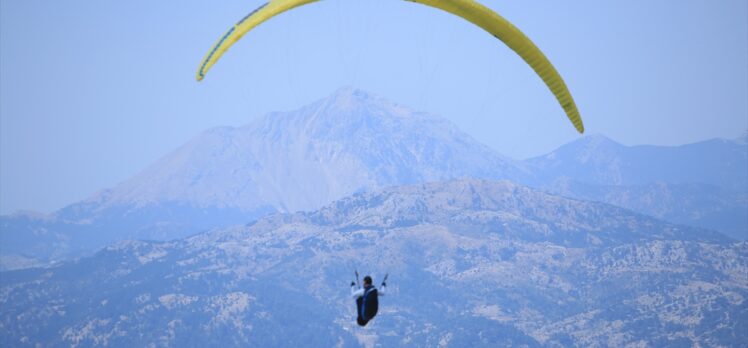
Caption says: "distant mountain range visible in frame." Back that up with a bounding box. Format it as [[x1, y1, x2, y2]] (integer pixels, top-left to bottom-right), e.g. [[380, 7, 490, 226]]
[[527, 135, 748, 239], [1, 87, 746, 270], [2, 179, 744, 347], [527, 134, 747, 189]]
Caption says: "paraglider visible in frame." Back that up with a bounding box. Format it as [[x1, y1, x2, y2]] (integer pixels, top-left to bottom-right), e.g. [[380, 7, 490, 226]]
[[196, 0, 585, 133], [350, 272, 387, 326]]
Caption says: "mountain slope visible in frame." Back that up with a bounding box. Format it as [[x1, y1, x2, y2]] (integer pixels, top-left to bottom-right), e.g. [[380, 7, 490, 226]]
[[1, 88, 525, 266], [3, 90, 746, 270], [107, 87, 523, 213], [528, 135, 748, 239], [2, 179, 744, 347], [527, 134, 748, 190], [545, 178, 748, 240]]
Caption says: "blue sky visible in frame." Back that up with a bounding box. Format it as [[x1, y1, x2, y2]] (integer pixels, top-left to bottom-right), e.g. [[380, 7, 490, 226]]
[[1, 0, 746, 214]]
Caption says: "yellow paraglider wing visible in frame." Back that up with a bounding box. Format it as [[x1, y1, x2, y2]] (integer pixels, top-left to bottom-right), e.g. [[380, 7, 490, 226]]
[[196, 0, 584, 133], [405, 0, 584, 133], [196, 0, 320, 82]]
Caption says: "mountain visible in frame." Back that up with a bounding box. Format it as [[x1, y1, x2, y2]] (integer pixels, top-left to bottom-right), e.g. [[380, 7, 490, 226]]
[[544, 178, 748, 240], [104, 87, 523, 213], [528, 135, 748, 240], [1, 179, 744, 347], [1, 87, 525, 267], [3, 89, 746, 270], [527, 134, 748, 190]]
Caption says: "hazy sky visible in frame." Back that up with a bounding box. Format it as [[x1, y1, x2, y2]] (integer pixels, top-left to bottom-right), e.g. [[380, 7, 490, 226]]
[[1, 0, 746, 214]]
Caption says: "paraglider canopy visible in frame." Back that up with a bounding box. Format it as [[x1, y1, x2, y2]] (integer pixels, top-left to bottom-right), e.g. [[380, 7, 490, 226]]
[[196, 0, 585, 134]]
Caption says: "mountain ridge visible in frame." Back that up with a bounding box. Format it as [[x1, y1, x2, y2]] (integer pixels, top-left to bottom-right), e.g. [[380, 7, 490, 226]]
[[2, 88, 746, 269], [102, 87, 523, 213], [528, 133, 748, 189], [2, 178, 744, 347]]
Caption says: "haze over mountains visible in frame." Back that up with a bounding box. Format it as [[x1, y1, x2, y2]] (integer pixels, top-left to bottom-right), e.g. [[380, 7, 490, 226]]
[[1, 87, 746, 346], [1, 87, 746, 270], [102, 87, 523, 213], [527, 134, 747, 189], [2, 180, 745, 346], [528, 134, 748, 239]]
